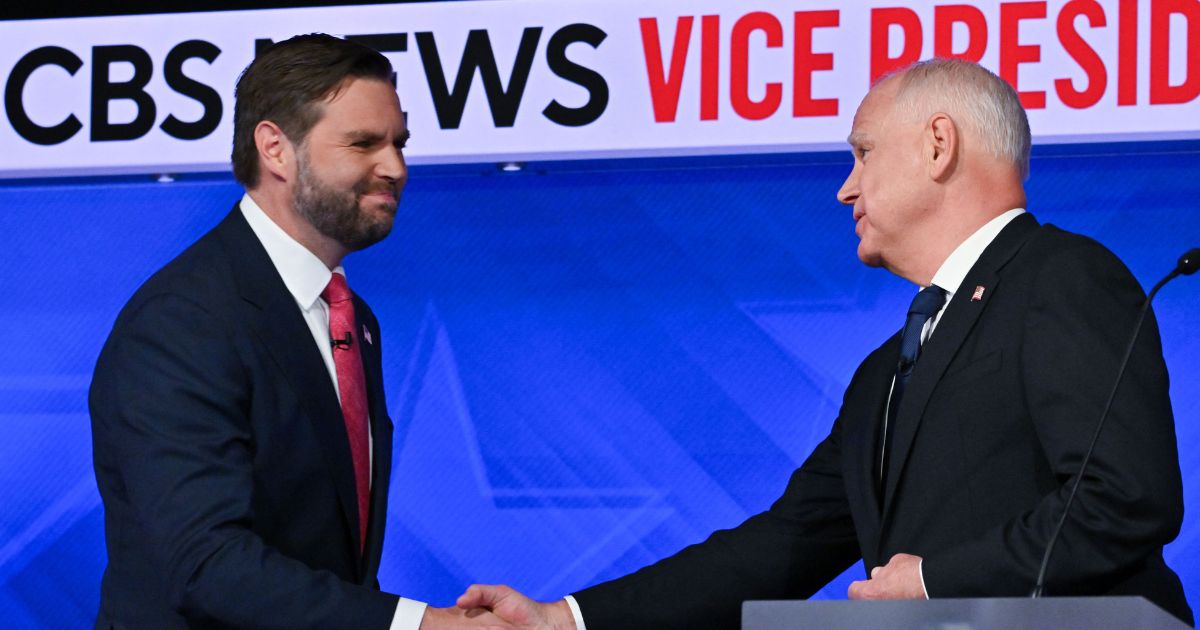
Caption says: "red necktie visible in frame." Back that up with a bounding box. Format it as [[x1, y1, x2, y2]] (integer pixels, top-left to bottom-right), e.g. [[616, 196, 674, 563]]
[[322, 272, 371, 553]]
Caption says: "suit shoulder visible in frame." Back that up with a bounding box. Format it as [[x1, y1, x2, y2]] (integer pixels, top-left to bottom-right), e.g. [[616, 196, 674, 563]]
[[1015, 224, 1146, 304], [1019, 224, 1139, 282], [112, 220, 237, 330], [1025, 224, 1126, 266]]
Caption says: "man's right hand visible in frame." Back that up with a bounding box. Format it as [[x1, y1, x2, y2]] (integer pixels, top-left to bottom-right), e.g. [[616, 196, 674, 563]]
[[420, 605, 514, 629], [456, 584, 577, 630]]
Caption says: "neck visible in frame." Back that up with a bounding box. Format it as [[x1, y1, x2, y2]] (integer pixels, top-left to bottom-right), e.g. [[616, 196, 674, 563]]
[[247, 188, 348, 269], [892, 171, 1025, 286]]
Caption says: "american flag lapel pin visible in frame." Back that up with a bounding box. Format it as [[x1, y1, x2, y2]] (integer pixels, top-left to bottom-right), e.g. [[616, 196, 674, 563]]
[[362, 325, 373, 345], [971, 285, 986, 301]]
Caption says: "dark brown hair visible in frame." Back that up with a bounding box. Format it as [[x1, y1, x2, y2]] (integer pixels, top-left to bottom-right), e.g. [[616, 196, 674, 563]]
[[231, 33, 393, 187]]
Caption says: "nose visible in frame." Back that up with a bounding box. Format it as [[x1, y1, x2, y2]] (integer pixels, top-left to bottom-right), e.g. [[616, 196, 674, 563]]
[[377, 144, 407, 189], [837, 162, 860, 206]]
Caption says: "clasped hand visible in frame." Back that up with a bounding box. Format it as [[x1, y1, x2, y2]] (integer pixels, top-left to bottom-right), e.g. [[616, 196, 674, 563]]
[[420, 584, 575, 629]]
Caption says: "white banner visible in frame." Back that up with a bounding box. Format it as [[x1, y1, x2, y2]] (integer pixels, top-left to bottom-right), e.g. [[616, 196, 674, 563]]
[[0, 0, 1197, 177]]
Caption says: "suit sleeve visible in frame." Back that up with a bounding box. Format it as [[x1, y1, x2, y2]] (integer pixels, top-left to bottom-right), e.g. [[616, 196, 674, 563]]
[[90, 293, 399, 628], [922, 240, 1184, 596], [572, 402, 862, 629]]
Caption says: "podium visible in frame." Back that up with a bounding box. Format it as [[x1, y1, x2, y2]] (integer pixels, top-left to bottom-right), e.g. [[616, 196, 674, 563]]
[[742, 597, 1189, 629]]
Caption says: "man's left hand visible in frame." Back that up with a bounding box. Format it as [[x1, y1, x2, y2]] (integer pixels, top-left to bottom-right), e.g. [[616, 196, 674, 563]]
[[847, 553, 926, 600]]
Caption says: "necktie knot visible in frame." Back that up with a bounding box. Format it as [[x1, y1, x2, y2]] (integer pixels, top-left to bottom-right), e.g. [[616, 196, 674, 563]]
[[908, 285, 947, 319], [322, 272, 352, 305], [897, 285, 946, 375]]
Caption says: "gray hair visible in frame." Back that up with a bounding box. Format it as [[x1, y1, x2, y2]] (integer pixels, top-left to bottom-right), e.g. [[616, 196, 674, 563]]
[[887, 58, 1031, 180]]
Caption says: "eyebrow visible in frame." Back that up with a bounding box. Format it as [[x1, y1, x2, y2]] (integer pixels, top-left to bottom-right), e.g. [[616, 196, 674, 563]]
[[344, 128, 410, 146], [847, 132, 868, 147]]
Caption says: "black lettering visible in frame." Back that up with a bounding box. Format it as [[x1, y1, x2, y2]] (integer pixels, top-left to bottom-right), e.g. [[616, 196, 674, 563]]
[[4, 46, 83, 146], [160, 40, 222, 140], [542, 24, 608, 127], [417, 28, 542, 129], [91, 45, 156, 141]]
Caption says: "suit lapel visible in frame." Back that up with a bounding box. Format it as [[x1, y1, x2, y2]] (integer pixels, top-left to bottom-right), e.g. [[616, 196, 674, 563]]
[[882, 213, 1040, 518], [215, 206, 363, 567]]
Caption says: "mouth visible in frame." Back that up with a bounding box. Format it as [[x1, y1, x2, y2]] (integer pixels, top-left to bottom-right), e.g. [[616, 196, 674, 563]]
[[362, 188, 395, 200]]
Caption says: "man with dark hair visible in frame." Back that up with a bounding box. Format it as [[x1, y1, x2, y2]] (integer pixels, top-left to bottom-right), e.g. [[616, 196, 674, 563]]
[[455, 58, 1191, 628], [91, 34, 500, 629]]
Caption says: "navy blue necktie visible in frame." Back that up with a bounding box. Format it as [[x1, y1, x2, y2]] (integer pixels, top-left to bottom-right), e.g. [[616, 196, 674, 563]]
[[880, 285, 947, 487]]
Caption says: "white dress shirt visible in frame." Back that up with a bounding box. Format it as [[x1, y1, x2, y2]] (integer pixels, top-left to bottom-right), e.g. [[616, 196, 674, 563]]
[[567, 209, 1027, 626], [239, 193, 427, 630]]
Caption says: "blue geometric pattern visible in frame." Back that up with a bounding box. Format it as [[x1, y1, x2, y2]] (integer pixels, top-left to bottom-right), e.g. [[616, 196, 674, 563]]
[[0, 144, 1197, 626]]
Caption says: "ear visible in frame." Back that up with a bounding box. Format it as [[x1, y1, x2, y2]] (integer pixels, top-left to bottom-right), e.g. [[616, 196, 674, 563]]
[[253, 121, 295, 183], [926, 113, 957, 181]]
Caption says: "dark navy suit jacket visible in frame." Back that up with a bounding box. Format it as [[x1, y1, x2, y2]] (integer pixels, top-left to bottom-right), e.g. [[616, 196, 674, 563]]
[[90, 206, 397, 628], [574, 214, 1192, 628]]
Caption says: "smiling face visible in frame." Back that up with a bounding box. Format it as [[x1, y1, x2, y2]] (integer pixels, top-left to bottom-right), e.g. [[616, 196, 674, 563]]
[[292, 77, 409, 252], [836, 77, 934, 272]]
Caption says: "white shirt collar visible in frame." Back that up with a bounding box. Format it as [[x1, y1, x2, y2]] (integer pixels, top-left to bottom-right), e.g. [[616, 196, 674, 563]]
[[238, 193, 343, 310], [928, 209, 1026, 296]]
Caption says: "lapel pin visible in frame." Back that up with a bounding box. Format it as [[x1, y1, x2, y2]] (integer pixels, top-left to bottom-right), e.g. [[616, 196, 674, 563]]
[[362, 325, 373, 345], [971, 285, 986, 302]]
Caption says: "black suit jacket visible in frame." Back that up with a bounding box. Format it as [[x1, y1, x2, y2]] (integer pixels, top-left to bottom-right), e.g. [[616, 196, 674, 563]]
[[90, 206, 398, 628], [574, 214, 1192, 628]]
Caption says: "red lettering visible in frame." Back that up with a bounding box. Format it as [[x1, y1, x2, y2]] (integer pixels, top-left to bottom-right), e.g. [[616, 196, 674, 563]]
[[700, 15, 719, 120], [1118, 0, 1138, 105], [934, 5, 988, 61], [640, 17, 693, 123], [1151, 0, 1200, 104], [1055, 0, 1108, 109], [731, 12, 783, 120], [871, 8, 923, 83], [793, 10, 839, 117], [1000, 2, 1048, 109]]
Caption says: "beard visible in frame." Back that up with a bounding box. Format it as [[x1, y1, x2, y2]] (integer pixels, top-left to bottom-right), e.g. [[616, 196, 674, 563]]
[[293, 150, 396, 252]]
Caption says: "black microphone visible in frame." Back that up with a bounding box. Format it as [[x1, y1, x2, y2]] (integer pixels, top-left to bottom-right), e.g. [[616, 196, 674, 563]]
[[1178, 248, 1200, 276], [331, 332, 353, 350], [1031, 247, 1198, 598]]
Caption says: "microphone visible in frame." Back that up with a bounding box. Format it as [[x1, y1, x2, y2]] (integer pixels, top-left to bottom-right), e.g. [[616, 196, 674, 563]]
[[331, 332, 353, 350], [1178, 248, 1200, 276], [1031, 246, 1198, 598]]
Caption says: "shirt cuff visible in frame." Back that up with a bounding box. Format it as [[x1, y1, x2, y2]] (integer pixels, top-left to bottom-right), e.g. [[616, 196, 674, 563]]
[[389, 597, 428, 630], [564, 595, 587, 630], [917, 559, 930, 599]]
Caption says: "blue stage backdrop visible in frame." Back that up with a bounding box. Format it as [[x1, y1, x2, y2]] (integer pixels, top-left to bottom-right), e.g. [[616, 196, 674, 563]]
[[0, 144, 1197, 627]]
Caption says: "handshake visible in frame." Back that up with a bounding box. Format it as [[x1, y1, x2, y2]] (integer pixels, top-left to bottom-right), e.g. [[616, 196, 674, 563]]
[[417, 552, 926, 629], [421, 584, 577, 629]]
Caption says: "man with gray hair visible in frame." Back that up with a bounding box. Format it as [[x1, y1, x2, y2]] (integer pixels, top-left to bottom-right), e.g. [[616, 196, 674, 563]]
[[454, 58, 1192, 628]]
